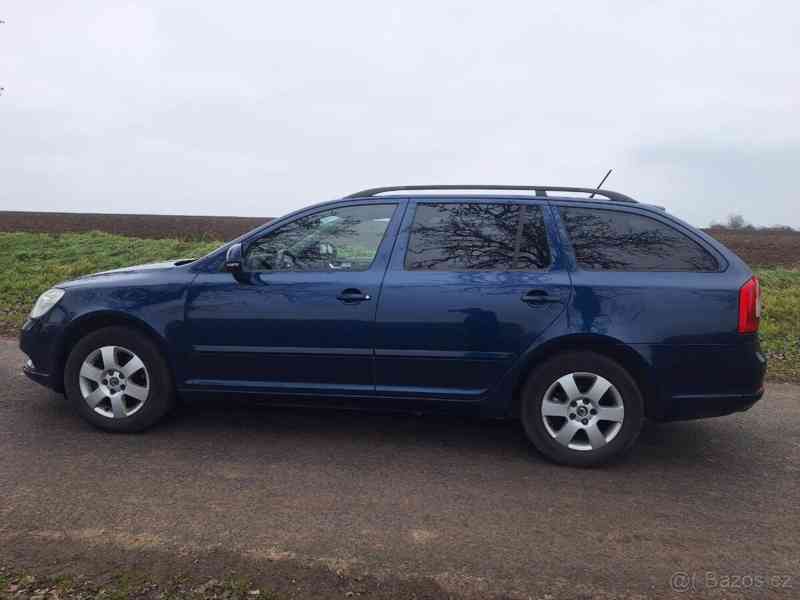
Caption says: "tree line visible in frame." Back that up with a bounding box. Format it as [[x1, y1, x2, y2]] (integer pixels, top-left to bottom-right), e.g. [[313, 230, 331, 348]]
[[708, 214, 795, 232]]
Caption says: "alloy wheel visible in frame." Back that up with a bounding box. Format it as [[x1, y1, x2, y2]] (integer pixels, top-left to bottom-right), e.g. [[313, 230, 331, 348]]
[[78, 345, 150, 419], [540, 372, 625, 451]]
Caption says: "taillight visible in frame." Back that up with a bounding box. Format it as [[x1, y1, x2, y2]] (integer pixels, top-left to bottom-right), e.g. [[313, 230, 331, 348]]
[[738, 276, 761, 333]]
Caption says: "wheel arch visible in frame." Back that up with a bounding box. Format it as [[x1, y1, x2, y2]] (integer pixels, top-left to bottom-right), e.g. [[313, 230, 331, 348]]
[[56, 311, 174, 389], [509, 334, 661, 419]]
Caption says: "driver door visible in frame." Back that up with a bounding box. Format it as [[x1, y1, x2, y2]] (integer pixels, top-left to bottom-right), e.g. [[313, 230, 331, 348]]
[[183, 201, 402, 396]]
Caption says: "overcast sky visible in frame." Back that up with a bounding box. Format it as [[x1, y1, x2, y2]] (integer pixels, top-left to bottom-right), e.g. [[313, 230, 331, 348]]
[[2, 1, 798, 227]]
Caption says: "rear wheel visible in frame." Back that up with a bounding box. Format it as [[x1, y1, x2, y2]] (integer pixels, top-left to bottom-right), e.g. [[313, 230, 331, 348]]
[[64, 326, 174, 432], [520, 351, 644, 466]]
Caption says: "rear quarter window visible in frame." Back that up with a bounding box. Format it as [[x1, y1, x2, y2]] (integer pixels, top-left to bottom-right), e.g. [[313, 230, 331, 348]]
[[559, 207, 718, 272]]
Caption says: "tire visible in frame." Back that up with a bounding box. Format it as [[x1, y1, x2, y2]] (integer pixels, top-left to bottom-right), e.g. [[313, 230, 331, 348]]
[[63, 326, 174, 432], [520, 351, 644, 467]]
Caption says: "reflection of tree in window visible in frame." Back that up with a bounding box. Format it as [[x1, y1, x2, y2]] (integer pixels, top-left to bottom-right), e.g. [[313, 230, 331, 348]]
[[560, 207, 718, 271], [406, 203, 521, 271], [516, 206, 551, 270]]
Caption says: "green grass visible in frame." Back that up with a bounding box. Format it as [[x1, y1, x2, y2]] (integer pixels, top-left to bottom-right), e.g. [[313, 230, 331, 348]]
[[755, 267, 800, 382], [0, 231, 797, 382], [0, 231, 219, 334]]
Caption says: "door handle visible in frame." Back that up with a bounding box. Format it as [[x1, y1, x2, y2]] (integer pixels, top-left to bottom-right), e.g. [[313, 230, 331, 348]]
[[337, 288, 372, 303], [521, 289, 562, 305]]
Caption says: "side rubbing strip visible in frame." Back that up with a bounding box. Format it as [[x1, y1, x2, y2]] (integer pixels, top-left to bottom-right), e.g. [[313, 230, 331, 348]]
[[194, 345, 372, 356]]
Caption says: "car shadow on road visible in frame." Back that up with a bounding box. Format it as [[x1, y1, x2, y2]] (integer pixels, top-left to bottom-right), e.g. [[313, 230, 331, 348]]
[[27, 388, 760, 474], [152, 395, 753, 472]]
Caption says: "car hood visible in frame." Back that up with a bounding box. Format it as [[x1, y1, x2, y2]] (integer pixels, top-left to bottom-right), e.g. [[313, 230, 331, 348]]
[[57, 259, 195, 288], [86, 260, 187, 277]]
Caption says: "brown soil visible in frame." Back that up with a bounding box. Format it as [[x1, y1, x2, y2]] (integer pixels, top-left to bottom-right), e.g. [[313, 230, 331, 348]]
[[704, 229, 800, 268], [0, 211, 269, 241], [1, 211, 798, 267], [1, 535, 471, 600]]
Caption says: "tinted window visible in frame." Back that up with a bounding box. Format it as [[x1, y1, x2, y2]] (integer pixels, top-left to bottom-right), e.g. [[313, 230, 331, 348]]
[[517, 205, 552, 270], [244, 204, 395, 272], [405, 203, 551, 271], [560, 207, 718, 271]]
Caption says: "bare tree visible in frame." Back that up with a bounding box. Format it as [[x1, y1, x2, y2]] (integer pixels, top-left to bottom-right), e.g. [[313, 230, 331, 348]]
[[709, 213, 754, 231], [726, 214, 751, 230]]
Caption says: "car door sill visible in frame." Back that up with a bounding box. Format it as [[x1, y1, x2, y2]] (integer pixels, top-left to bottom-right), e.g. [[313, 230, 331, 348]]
[[179, 383, 484, 403]]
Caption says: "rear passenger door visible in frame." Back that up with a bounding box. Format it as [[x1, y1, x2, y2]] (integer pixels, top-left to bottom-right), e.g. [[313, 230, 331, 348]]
[[373, 198, 571, 400]]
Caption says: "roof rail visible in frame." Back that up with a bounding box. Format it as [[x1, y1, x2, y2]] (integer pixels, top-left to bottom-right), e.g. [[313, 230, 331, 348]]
[[345, 185, 637, 203]]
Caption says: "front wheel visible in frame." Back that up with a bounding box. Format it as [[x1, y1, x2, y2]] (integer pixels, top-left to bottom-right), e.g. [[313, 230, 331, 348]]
[[520, 351, 644, 467], [64, 326, 174, 432]]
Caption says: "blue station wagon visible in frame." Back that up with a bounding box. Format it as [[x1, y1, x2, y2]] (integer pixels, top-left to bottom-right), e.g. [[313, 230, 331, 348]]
[[20, 185, 766, 465]]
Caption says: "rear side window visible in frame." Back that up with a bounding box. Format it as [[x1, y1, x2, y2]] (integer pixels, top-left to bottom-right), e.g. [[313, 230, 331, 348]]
[[517, 205, 552, 270], [559, 207, 718, 271], [405, 203, 551, 271]]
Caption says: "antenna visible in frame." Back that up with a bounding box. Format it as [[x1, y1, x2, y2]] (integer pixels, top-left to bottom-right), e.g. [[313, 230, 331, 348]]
[[589, 169, 613, 199]]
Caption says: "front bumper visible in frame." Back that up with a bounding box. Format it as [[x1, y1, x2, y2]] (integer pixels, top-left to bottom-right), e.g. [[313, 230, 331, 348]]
[[22, 357, 59, 390], [20, 317, 65, 392]]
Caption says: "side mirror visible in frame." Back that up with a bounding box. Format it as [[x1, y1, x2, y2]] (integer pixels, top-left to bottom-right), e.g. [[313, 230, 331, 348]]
[[224, 243, 243, 274]]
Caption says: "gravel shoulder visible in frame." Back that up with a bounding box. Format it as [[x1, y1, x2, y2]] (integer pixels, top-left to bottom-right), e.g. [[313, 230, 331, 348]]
[[1, 340, 798, 599]]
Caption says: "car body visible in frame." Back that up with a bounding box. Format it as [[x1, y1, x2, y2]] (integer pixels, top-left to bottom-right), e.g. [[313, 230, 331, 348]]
[[20, 185, 766, 465]]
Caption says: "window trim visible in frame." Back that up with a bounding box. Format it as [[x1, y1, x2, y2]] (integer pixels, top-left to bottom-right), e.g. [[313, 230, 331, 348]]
[[402, 200, 555, 273], [555, 204, 723, 273], [241, 202, 399, 274]]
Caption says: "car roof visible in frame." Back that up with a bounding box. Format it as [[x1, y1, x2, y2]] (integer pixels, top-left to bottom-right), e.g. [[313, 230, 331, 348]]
[[340, 193, 666, 214], [338, 184, 670, 212]]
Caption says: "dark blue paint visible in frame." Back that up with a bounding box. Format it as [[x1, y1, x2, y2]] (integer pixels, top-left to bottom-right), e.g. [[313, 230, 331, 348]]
[[372, 198, 572, 399], [19, 194, 766, 421]]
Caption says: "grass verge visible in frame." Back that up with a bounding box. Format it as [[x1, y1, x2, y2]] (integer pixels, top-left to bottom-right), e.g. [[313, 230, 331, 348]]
[[0, 231, 218, 335], [756, 267, 800, 382], [0, 231, 797, 382]]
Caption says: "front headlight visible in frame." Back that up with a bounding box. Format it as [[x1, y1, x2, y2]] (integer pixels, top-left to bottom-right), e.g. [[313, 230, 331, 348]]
[[30, 288, 65, 319]]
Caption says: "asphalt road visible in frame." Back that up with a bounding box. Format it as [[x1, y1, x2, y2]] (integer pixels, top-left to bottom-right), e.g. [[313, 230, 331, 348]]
[[1, 339, 798, 599]]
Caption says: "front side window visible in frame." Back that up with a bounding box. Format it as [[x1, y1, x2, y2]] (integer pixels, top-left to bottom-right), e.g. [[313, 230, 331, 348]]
[[244, 204, 395, 272], [405, 203, 551, 271], [559, 207, 718, 271]]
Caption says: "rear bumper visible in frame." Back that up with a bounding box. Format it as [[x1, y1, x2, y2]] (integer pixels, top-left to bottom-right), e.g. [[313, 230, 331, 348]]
[[646, 337, 766, 422], [656, 388, 764, 422]]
